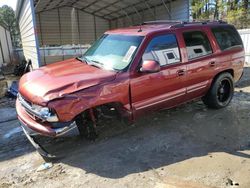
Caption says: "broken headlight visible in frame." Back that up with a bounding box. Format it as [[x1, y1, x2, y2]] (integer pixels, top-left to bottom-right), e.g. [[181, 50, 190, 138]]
[[31, 104, 59, 122]]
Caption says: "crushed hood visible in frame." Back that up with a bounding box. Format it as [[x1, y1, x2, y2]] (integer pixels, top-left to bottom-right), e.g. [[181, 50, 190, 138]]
[[19, 58, 117, 104]]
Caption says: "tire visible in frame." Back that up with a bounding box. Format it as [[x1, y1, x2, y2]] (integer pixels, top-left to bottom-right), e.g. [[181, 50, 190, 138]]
[[75, 113, 98, 141], [202, 72, 234, 109]]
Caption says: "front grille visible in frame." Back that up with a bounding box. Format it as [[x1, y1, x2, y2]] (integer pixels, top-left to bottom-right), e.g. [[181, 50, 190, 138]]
[[18, 94, 31, 106], [18, 94, 44, 122]]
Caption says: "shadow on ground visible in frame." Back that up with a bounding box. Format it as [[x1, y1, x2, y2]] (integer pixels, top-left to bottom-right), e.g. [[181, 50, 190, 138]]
[[1, 67, 250, 180]]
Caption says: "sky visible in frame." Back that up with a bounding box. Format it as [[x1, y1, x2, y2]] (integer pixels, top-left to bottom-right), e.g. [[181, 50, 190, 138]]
[[0, 0, 18, 10]]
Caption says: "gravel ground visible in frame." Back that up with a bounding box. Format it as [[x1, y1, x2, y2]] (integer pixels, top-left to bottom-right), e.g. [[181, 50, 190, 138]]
[[1, 66, 250, 188]]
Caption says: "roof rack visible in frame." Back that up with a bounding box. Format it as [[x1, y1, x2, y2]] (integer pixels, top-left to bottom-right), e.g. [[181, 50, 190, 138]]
[[142, 20, 227, 28], [142, 20, 183, 25]]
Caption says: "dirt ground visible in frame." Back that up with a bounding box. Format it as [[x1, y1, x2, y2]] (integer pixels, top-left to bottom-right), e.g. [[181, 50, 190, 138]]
[[1, 66, 250, 188]]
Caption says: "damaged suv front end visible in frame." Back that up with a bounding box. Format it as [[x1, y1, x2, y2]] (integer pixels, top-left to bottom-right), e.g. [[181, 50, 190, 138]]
[[16, 33, 143, 158], [16, 94, 76, 137]]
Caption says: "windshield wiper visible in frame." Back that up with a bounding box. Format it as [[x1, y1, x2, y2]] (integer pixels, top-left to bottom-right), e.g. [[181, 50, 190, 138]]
[[90, 60, 102, 65], [90, 60, 119, 71], [76, 57, 103, 69], [77, 57, 117, 71], [88, 61, 103, 69], [76, 56, 90, 65]]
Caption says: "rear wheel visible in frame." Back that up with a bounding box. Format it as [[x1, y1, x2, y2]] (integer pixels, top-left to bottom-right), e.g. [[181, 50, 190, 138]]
[[202, 73, 234, 109]]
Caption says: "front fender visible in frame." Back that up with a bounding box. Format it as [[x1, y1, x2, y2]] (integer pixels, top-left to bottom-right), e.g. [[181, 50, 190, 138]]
[[48, 79, 131, 122]]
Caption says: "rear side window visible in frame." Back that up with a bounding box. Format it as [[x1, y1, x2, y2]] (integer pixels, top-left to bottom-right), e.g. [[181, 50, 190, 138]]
[[142, 34, 180, 66], [183, 31, 212, 60], [211, 26, 243, 51]]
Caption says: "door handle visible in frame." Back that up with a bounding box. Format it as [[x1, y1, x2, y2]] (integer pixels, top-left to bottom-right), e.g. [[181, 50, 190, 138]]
[[209, 61, 216, 67], [177, 69, 186, 76]]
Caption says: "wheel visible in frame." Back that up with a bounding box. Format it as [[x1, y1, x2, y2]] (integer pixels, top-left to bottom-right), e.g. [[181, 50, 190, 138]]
[[202, 72, 234, 109], [75, 113, 98, 141]]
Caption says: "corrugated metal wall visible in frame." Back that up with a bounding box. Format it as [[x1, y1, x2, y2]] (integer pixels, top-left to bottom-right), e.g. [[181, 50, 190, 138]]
[[171, 0, 189, 20], [110, 0, 189, 28], [37, 0, 189, 46], [0, 25, 13, 67], [36, 7, 109, 46], [18, 0, 40, 68], [78, 11, 96, 44], [35, 7, 109, 65], [37, 9, 60, 46], [238, 29, 250, 65], [17, 0, 190, 67]]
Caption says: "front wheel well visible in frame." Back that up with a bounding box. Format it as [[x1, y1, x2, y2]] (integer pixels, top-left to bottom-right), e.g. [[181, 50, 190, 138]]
[[74, 102, 126, 122], [74, 102, 128, 140]]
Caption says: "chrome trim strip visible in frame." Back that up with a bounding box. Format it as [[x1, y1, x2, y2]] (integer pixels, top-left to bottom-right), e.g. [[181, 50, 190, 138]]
[[54, 122, 77, 137], [187, 85, 207, 93], [18, 94, 43, 119], [136, 92, 185, 110]]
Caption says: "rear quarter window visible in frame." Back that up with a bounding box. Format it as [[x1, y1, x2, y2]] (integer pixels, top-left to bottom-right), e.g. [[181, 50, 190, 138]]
[[211, 26, 243, 51]]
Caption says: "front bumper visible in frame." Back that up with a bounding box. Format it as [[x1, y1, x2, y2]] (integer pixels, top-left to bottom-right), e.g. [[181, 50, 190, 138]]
[[20, 123, 57, 159], [16, 99, 76, 137]]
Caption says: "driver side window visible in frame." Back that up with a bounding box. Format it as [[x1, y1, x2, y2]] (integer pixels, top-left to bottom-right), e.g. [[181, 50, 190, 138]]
[[142, 34, 181, 66]]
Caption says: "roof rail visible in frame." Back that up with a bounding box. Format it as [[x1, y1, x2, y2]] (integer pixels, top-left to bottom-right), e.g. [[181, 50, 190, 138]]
[[170, 20, 227, 28], [141, 20, 227, 28], [143, 20, 183, 23], [142, 20, 183, 25]]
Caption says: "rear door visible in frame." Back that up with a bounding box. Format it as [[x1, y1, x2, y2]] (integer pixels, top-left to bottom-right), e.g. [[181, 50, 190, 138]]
[[181, 29, 217, 99]]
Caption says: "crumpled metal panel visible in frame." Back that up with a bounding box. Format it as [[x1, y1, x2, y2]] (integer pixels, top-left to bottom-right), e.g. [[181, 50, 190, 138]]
[[19, 58, 117, 105], [18, 58, 131, 122], [48, 74, 131, 122]]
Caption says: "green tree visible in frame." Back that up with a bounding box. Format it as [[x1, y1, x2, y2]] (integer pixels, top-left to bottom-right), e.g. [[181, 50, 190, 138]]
[[0, 5, 21, 47], [191, 0, 250, 28]]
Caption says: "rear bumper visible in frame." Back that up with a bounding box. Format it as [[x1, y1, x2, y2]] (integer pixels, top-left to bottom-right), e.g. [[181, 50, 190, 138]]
[[16, 99, 76, 137]]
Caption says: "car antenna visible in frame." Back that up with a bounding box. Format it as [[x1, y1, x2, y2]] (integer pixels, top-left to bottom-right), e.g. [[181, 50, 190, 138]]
[[138, 18, 143, 32]]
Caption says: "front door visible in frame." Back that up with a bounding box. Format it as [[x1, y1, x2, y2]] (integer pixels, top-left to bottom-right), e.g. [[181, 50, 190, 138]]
[[130, 33, 187, 117]]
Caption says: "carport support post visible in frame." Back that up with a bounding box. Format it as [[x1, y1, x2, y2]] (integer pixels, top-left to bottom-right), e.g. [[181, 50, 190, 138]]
[[0, 38, 5, 64], [109, 20, 111, 30], [38, 12, 46, 65], [76, 9, 82, 56], [161, 0, 172, 19], [94, 15, 97, 40], [144, 1, 156, 20], [57, 8, 64, 60], [4, 28, 12, 63]]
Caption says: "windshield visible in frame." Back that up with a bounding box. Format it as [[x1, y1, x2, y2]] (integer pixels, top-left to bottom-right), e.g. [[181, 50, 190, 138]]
[[82, 34, 144, 71]]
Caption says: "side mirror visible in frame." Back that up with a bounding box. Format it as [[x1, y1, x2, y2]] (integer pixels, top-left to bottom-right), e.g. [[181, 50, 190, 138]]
[[139, 60, 160, 73]]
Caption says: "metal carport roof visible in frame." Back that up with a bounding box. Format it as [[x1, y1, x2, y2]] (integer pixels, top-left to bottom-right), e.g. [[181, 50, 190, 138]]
[[34, 0, 174, 21], [16, 0, 189, 68]]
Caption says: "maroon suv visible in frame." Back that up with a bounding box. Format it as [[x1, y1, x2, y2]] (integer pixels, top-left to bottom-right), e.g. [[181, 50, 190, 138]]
[[16, 21, 244, 158]]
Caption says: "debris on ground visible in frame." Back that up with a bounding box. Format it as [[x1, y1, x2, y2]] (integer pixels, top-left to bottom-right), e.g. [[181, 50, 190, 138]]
[[0, 106, 17, 123], [36, 162, 53, 172], [0, 97, 15, 108], [0, 74, 20, 99], [0, 80, 7, 98], [226, 178, 239, 186], [6, 80, 19, 98], [0, 71, 4, 81], [13, 60, 31, 76], [1, 63, 16, 76]]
